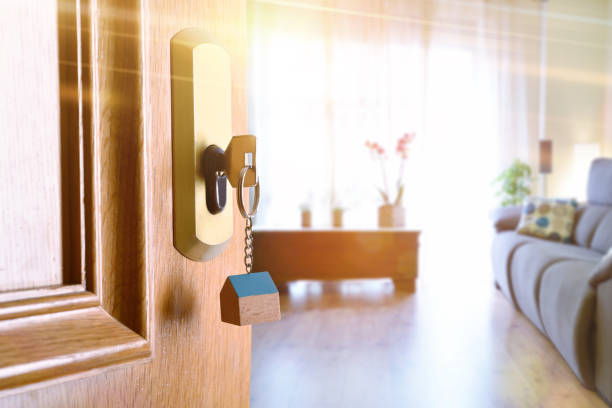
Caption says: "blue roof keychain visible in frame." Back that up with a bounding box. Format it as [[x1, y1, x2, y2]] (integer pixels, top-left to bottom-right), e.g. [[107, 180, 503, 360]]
[[220, 165, 281, 326]]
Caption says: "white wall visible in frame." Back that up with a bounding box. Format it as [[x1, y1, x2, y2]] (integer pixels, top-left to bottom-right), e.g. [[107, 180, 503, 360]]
[[544, 0, 609, 199], [605, 2, 612, 158]]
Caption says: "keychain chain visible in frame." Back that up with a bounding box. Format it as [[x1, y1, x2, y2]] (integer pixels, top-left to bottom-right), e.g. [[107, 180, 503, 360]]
[[237, 164, 260, 274], [244, 216, 254, 273]]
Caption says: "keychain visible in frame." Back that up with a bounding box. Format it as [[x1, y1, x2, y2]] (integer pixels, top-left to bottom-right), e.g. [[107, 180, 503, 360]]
[[219, 165, 281, 326]]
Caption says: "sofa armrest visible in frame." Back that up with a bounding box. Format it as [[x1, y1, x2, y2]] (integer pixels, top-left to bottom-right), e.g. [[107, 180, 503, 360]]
[[490, 206, 522, 232], [589, 250, 612, 287], [594, 278, 612, 401]]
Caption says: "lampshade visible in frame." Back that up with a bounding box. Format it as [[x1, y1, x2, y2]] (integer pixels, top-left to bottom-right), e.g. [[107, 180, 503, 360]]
[[539, 140, 552, 174]]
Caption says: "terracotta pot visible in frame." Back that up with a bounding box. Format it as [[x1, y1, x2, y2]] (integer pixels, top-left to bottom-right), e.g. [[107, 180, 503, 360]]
[[332, 209, 343, 228], [378, 204, 405, 228], [301, 210, 311, 228]]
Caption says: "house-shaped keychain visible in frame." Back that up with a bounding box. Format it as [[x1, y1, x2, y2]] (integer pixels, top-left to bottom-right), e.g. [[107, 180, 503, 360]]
[[220, 271, 281, 326]]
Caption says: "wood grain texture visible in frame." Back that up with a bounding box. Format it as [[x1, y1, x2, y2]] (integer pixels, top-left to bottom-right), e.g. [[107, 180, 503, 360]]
[[59, 0, 87, 285], [0, 0, 89, 288], [0, 307, 148, 395], [0, 0, 64, 291], [0, 0, 251, 405], [238, 293, 281, 326], [0, 285, 84, 304], [251, 279, 608, 408], [253, 229, 420, 285], [0, 0, 151, 394], [0, 291, 98, 321], [93, 0, 148, 338]]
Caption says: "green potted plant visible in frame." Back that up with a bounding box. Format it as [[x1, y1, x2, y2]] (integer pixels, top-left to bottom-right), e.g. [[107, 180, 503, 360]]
[[494, 159, 533, 207]]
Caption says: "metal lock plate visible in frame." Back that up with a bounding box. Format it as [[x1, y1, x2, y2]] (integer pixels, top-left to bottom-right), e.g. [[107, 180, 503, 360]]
[[171, 28, 233, 261]]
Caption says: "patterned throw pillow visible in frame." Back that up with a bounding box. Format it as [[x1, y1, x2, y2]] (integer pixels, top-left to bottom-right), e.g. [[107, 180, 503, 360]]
[[516, 197, 578, 243]]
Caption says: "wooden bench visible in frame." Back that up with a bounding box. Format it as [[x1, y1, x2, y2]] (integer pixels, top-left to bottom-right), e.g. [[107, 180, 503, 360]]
[[252, 228, 420, 292]]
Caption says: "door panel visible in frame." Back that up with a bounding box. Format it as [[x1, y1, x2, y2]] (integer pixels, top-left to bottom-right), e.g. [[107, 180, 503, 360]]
[[0, 0, 151, 396], [0, 0, 250, 406], [0, 0, 63, 291]]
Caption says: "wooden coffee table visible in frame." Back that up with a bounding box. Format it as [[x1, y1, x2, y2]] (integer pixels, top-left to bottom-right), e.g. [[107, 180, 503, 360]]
[[252, 228, 420, 292]]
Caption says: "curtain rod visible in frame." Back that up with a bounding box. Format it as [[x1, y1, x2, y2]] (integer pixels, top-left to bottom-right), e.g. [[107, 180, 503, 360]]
[[254, 0, 612, 28]]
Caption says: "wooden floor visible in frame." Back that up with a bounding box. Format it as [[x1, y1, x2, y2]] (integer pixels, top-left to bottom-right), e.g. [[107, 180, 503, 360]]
[[251, 275, 607, 408]]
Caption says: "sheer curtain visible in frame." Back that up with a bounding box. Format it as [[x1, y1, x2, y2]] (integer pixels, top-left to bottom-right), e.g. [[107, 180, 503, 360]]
[[248, 0, 540, 281]]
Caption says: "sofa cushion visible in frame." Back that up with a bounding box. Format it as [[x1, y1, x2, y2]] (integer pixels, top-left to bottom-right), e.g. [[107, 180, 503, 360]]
[[590, 211, 612, 254], [539, 260, 597, 387], [540, 261, 595, 388], [516, 197, 578, 243], [595, 280, 612, 404], [588, 158, 612, 206], [510, 242, 601, 333], [527, 240, 604, 263], [589, 248, 612, 287], [492, 231, 538, 306], [573, 205, 610, 249]]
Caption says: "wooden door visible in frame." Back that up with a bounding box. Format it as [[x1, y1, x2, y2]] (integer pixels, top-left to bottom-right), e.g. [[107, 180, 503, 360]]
[[0, 0, 250, 406]]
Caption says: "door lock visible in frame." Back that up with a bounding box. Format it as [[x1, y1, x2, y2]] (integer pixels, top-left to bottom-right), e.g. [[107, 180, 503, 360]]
[[171, 28, 280, 325], [171, 28, 237, 261], [171, 28, 261, 261], [202, 135, 258, 215]]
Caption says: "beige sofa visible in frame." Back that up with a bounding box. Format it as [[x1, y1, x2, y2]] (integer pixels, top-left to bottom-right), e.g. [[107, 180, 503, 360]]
[[492, 158, 612, 405]]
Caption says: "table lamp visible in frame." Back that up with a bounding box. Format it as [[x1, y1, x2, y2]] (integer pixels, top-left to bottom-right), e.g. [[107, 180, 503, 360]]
[[539, 139, 552, 197]]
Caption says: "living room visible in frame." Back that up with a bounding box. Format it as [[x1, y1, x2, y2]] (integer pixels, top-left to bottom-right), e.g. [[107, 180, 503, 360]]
[[2, 0, 612, 406], [247, 0, 612, 407]]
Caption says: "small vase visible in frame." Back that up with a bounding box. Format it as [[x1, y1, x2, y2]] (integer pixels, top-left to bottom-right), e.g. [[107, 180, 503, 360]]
[[332, 209, 343, 228], [301, 210, 311, 228], [378, 204, 405, 228]]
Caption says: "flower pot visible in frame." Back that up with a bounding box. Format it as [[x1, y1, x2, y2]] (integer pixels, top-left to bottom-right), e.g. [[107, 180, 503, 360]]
[[332, 209, 343, 228], [378, 205, 405, 228], [301, 210, 311, 228]]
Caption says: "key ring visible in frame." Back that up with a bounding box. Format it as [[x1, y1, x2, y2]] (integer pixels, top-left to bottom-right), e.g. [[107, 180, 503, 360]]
[[237, 165, 260, 219]]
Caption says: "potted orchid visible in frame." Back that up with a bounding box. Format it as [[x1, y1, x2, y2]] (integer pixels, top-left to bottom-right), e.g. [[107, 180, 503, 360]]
[[365, 132, 415, 227]]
